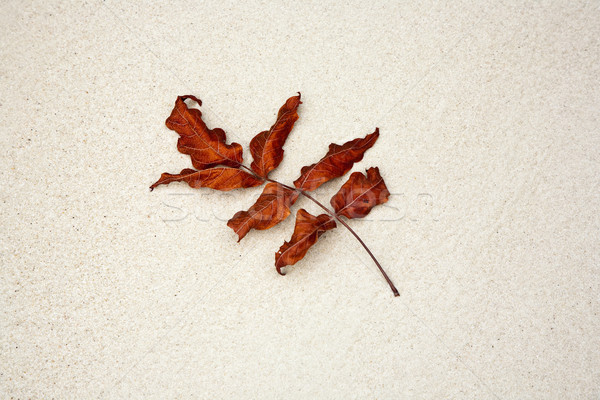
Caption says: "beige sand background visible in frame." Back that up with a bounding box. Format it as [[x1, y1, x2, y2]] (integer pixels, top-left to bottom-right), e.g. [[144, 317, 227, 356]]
[[1, 1, 599, 398]]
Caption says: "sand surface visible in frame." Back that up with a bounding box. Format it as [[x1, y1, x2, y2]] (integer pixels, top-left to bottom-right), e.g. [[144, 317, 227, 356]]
[[1, 1, 599, 398]]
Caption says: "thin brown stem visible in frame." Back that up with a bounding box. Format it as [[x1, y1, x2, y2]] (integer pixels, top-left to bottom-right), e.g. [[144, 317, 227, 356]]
[[237, 163, 399, 297], [297, 190, 399, 297], [238, 164, 259, 176]]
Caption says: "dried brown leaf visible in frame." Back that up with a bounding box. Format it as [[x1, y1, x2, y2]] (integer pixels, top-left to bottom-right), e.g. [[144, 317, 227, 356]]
[[275, 209, 336, 274], [330, 167, 390, 219], [227, 182, 299, 241], [166, 95, 243, 169], [293, 128, 379, 191], [250, 93, 301, 177], [150, 167, 263, 191]]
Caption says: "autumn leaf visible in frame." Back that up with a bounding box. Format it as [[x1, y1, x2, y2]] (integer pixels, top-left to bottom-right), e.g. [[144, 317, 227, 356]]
[[275, 209, 336, 274], [166, 95, 244, 169], [293, 128, 379, 191], [227, 182, 299, 241], [150, 167, 263, 191], [330, 167, 390, 219], [250, 93, 301, 177], [152, 93, 399, 296]]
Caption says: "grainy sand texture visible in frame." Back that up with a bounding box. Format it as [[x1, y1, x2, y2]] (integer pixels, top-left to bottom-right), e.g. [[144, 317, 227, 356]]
[[1, 1, 599, 398]]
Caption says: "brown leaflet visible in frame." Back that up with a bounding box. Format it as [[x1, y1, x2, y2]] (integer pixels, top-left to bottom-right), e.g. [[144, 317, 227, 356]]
[[150, 167, 263, 191], [293, 128, 379, 191], [250, 93, 301, 177], [275, 209, 336, 274], [166, 95, 244, 169], [227, 182, 299, 242], [330, 167, 390, 219]]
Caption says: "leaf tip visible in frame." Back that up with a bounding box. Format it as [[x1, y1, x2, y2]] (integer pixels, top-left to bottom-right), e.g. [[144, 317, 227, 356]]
[[181, 94, 202, 106], [275, 246, 287, 275], [371, 127, 380, 139], [149, 178, 163, 191], [227, 216, 247, 242]]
